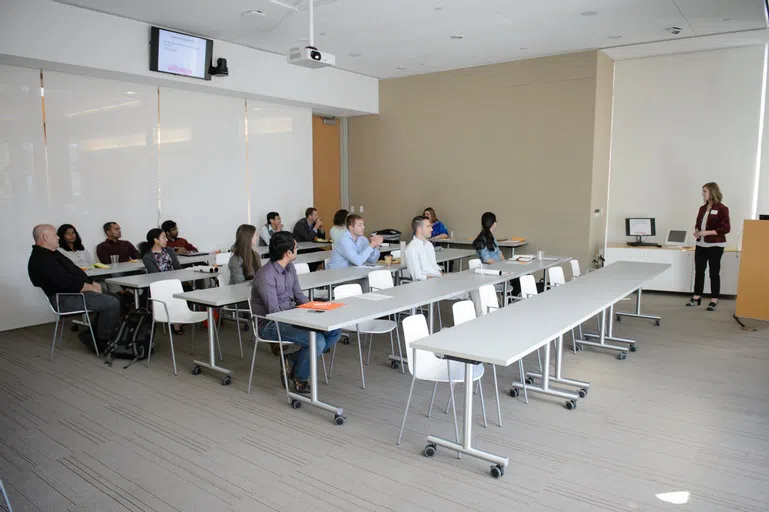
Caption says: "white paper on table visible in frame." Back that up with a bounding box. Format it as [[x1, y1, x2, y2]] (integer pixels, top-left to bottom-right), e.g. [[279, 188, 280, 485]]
[[357, 293, 392, 301]]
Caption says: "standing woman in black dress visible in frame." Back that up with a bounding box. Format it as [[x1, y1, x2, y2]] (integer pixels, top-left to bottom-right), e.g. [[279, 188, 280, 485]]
[[687, 182, 730, 311]]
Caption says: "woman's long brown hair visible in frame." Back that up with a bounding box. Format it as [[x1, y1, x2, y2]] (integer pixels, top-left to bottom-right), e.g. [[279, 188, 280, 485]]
[[232, 224, 261, 279]]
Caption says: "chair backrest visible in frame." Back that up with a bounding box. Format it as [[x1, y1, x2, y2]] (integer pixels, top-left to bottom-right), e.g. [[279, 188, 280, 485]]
[[520, 274, 538, 298], [391, 250, 401, 259], [468, 258, 482, 269], [149, 279, 190, 322], [477, 284, 499, 315], [324, 257, 331, 269], [452, 300, 476, 326], [294, 263, 310, 275], [402, 314, 460, 381], [216, 273, 228, 287], [569, 259, 581, 278], [334, 283, 363, 299], [368, 269, 394, 291], [215, 252, 232, 265], [548, 266, 566, 286]]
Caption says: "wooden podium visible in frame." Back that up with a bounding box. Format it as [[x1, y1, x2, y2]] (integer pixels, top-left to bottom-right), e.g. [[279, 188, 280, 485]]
[[736, 220, 769, 322]]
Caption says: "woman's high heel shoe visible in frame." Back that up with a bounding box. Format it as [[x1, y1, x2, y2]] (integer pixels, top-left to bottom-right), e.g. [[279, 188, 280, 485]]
[[707, 302, 718, 311], [686, 297, 702, 307]]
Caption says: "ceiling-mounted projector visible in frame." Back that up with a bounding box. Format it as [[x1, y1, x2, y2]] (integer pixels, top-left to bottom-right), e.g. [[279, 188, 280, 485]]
[[279, 0, 336, 69], [288, 46, 336, 68]]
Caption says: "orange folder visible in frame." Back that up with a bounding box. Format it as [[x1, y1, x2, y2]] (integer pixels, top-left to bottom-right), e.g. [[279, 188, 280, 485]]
[[298, 301, 344, 311]]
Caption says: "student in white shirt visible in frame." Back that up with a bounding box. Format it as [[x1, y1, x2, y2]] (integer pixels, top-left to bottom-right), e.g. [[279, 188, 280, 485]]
[[259, 212, 283, 247], [405, 216, 443, 281]]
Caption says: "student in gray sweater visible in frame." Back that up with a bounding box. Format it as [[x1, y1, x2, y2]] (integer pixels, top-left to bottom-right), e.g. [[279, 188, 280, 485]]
[[140, 228, 182, 273], [229, 224, 261, 284]]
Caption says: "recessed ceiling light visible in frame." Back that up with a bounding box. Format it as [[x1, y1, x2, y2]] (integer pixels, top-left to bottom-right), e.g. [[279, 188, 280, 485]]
[[125, 91, 136, 95], [298, 37, 309, 42], [608, 35, 622, 40], [241, 9, 265, 17], [581, 11, 598, 16], [722, 17, 731, 21], [396, 66, 407, 70], [449, 34, 464, 40], [320, 32, 327, 36], [519, 47, 528, 50], [348, 52, 362, 58], [434, 6, 443, 11]]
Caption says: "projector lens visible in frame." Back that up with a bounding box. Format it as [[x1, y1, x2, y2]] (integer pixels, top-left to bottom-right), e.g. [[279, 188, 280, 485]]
[[310, 50, 321, 60]]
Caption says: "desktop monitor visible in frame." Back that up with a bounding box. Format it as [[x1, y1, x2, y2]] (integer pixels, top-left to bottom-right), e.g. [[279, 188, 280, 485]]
[[760, 214, 769, 220], [625, 218, 656, 237]]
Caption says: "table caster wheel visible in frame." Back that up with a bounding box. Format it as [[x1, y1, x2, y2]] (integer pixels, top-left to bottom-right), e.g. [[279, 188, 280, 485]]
[[423, 444, 436, 457], [341, 335, 351, 345], [629, 344, 637, 352], [576, 343, 584, 351], [578, 388, 588, 398], [334, 414, 345, 426], [509, 388, 520, 398], [655, 319, 661, 326], [565, 400, 577, 410], [617, 352, 627, 360], [616, 315, 621, 322], [525, 377, 534, 385], [191, 365, 202, 376], [221, 375, 232, 386], [291, 399, 302, 409], [490, 465, 504, 478], [390, 360, 400, 369]]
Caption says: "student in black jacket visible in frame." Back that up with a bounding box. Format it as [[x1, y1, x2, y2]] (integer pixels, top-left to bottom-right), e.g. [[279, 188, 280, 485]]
[[292, 207, 326, 242], [28, 224, 121, 341]]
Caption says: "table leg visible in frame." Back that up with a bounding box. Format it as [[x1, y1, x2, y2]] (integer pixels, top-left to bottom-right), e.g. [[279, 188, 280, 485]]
[[503, 280, 509, 307], [580, 306, 636, 356], [134, 289, 140, 309], [427, 362, 508, 476], [515, 337, 581, 407], [192, 307, 232, 382], [615, 288, 661, 325], [285, 330, 345, 424], [428, 302, 434, 334], [525, 335, 590, 392]]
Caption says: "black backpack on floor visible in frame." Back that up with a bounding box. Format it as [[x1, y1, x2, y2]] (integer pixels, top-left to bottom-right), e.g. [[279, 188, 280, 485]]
[[102, 308, 155, 369]]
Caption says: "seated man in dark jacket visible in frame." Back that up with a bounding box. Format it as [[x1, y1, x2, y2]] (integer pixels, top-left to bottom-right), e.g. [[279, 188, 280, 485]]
[[28, 224, 121, 341], [292, 207, 326, 242]]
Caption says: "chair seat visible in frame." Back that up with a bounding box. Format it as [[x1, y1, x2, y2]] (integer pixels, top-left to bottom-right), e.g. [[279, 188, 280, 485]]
[[159, 311, 208, 325], [418, 359, 485, 383], [349, 319, 397, 334]]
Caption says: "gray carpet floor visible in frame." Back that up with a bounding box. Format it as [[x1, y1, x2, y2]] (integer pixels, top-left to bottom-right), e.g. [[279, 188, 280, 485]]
[[0, 293, 767, 512]]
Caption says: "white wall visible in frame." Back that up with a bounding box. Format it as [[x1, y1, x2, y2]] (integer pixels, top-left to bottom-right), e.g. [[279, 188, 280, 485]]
[[0, 66, 315, 332], [608, 46, 767, 247], [0, 0, 378, 117]]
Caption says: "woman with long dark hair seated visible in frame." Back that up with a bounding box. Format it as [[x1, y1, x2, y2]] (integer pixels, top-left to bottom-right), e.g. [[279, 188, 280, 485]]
[[229, 224, 262, 284], [139, 228, 182, 274], [57, 224, 94, 268], [472, 212, 505, 264]]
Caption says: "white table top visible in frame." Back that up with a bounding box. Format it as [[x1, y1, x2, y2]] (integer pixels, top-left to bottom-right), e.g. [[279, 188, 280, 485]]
[[174, 265, 384, 307], [174, 248, 478, 308], [106, 268, 215, 289], [266, 257, 571, 332], [85, 261, 145, 277], [85, 253, 215, 277], [435, 238, 528, 248], [410, 261, 670, 367]]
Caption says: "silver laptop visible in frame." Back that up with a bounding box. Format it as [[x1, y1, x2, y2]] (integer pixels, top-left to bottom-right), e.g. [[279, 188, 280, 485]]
[[665, 229, 687, 247]]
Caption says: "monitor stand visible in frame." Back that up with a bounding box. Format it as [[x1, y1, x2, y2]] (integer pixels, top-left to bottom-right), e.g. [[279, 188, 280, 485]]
[[627, 236, 660, 247]]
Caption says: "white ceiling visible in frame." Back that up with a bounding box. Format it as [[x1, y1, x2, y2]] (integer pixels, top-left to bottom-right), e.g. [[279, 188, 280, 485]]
[[55, 0, 768, 79]]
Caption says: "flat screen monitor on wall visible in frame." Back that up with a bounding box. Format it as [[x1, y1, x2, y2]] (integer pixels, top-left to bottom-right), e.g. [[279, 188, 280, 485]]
[[149, 26, 213, 80]]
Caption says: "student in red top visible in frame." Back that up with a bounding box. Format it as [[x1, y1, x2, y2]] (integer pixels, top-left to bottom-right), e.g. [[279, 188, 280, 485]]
[[687, 182, 730, 311], [162, 220, 198, 255], [96, 222, 139, 264]]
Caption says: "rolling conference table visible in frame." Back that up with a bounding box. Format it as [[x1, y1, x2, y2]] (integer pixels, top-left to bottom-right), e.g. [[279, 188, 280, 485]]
[[410, 261, 669, 478], [435, 237, 527, 258], [172, 248, 477, 387], [262, 257, 571, 425]]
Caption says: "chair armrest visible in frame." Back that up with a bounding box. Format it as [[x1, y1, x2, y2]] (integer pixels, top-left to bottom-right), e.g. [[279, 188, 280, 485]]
[[147, 297, 170, 322]]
